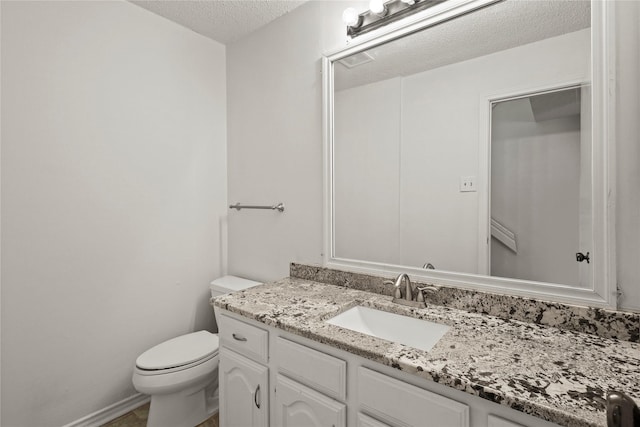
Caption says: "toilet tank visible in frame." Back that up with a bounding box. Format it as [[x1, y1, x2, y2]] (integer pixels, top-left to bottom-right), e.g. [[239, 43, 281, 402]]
[[210, 275, 262, 333], [210, 275, 262, 298]]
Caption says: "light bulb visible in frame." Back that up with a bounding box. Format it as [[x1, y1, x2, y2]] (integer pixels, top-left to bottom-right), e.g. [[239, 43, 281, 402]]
[[369, 0, 386, 15], [342, 8, 360, 27]]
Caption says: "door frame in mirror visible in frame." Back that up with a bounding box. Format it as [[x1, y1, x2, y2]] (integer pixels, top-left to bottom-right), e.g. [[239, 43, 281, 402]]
[[477, 80, 594, 283], [322, 0, 616, 308]]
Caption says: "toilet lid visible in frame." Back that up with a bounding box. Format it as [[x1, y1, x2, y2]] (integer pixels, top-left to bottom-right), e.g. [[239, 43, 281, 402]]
[[136, 331, 219, 370], [210, 275, 262, 295]]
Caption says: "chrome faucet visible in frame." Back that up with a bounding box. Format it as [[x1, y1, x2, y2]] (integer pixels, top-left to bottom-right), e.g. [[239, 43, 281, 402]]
[[394, 273, 413, 301], [384, 273, 439, 309]]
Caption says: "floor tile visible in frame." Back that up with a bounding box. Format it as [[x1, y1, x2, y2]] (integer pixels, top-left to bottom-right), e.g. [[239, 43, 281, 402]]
[[100, 403, 218, 427]]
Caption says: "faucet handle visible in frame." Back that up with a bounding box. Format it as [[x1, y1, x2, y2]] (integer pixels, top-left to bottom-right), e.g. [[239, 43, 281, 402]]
[[384, 280, 402, 299], [416, 285, 440, 303]]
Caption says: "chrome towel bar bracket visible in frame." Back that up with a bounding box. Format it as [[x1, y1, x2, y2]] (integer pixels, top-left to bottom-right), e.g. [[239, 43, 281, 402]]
[[229, 202, 285, 212]]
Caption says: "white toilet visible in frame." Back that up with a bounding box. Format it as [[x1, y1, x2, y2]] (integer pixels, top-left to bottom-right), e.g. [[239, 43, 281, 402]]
[[132, 275, 262, 427]]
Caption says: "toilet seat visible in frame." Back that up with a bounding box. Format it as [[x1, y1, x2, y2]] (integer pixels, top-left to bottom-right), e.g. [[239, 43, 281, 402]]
[[132, 352, 219, 396], [135, 349, 219, 376], [136, 331, 219, 374]]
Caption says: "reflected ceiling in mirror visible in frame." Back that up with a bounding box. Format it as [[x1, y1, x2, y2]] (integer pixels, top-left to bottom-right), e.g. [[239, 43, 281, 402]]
[[335, 1, 590, 91]]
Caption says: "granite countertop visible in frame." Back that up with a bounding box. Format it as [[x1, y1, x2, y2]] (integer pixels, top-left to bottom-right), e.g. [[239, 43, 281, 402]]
[[213, 277, 640, 427]]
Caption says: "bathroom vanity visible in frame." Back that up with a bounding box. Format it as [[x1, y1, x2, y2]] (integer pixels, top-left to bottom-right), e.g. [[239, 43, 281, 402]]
[[212, 268, 640, 427]]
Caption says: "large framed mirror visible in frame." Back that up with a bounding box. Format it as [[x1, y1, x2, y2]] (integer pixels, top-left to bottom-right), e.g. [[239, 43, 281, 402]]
[[322, 0, 616, 308]]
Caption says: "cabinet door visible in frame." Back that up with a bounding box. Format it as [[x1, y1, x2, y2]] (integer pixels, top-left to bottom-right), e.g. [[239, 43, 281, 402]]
[[275, 374, 346, 427], [219, 348, 269, 427]]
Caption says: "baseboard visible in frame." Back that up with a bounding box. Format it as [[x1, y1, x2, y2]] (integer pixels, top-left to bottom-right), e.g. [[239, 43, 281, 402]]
[[62, 393, 150, 427]]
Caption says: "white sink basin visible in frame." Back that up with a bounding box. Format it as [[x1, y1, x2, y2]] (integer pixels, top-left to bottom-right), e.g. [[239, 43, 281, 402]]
[[326, 306, 449, 352]]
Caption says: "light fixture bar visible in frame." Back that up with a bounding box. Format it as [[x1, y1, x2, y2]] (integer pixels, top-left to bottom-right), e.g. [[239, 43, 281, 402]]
[[347, 0, 446, 38]]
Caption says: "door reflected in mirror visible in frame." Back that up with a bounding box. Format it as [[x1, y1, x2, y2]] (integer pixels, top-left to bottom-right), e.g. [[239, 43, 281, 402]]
[[490, 86, 591, 287]]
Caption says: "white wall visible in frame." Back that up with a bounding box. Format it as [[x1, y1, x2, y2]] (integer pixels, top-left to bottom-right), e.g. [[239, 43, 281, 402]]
[[1, 1, 227, 425], [226, 1, 362, 282], [334, 78, 402, 264], [227, 1, 639, 311]]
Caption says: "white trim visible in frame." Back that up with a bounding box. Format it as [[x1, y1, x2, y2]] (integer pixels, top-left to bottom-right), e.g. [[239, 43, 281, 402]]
[[491, 218, 517, 254], [325, 257, 610, 307], [477, 82, 491, 276], [593, 0, 617, 308], [322, 55, 334, 266], [322, 1, 616, 309], [62, 393, 150, 427]]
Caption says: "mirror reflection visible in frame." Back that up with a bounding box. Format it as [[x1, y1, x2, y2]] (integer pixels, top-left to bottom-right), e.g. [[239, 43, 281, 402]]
[[490, 86, 591, 286], [333, 0, 592, 287]]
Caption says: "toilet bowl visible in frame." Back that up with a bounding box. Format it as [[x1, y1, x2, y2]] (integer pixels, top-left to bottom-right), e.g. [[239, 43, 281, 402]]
[[132, 275, 262, 427]]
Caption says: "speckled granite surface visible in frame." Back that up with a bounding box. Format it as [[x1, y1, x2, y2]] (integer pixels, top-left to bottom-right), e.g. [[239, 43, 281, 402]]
[[290, 263, 640, 342], [213, 278, 640, 427]]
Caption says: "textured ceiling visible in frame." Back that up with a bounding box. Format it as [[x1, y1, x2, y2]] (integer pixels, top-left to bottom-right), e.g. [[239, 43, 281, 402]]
[[130, 0, 308, 44], [336, 0, 591, 91]]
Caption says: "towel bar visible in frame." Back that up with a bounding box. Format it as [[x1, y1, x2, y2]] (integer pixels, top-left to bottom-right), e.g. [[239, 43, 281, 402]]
[[229, 202, 285, 212]]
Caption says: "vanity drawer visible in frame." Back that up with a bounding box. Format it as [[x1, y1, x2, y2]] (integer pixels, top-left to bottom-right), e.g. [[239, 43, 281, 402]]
[[358, 367, 469, 427], [217, 314, 268, 364], [276, 337, 347, 401], [488, 415, 524, 427], [358, 412, 391, 427]]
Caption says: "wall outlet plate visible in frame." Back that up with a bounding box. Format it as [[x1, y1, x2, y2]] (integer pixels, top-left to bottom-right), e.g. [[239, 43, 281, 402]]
[[460, 176, 477, 192]]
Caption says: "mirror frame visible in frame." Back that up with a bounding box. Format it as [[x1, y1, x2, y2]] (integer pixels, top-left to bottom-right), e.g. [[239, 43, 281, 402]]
[[322, 0, 617, 309]]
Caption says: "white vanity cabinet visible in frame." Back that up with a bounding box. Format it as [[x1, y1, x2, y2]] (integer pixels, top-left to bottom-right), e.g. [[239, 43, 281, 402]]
[[217, 310, 561, 427], [219, 348, 269, 427], [274, 337, 347, 427], [275, 374, 347, 427], [218, 314, 269, 427]]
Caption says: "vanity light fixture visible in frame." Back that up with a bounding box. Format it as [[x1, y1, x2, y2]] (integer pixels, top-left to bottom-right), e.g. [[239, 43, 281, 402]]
[[344, 0, 445, 38], [342, 7, 362, 28], [369, 0, 388, 17]]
